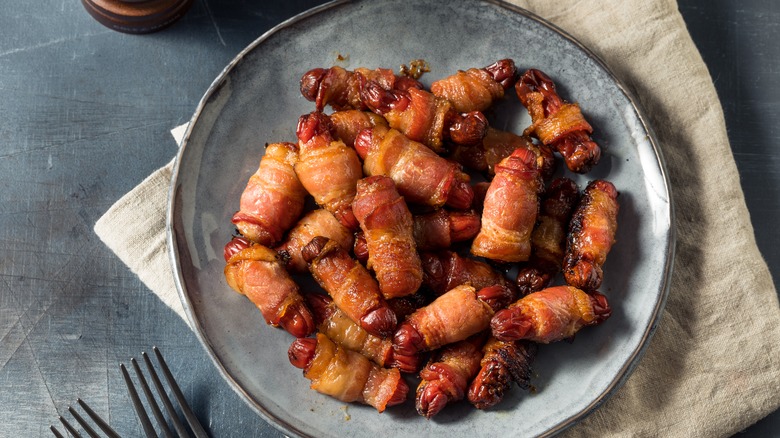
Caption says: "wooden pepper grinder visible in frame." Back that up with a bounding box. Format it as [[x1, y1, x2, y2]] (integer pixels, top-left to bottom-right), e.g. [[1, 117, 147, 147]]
[[82, 0, 194, 34]]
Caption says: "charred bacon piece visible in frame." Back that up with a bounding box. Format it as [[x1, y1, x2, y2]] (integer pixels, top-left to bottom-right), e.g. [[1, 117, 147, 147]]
[[467, 337, 537, 409]]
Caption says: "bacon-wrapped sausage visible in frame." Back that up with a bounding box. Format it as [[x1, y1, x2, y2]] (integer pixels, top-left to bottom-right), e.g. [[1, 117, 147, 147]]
[[360, 79, 488, 152], [471, 147, 542, 263], [491, 286, 611, 343], [223, 237, 315, 338], [353, 176, 423, 299], [515, 68, 601, 173], [449, 127, 555, 180], [416, 334, 486, 418], [412, 209, 481, 252], [563, 180, 619, 290], [430, 59, 517, 113], [302, 236, 397, 338], [307, 294, 419, 373], [275, 209, 354, 274], [421, 251, 515, 297], [295, 112, 363, 230], [393, 284, 513, 356], [517, 178, 580, 296], [354, 125, 474, 209], [300, 66, 422, 112], [467, 338, 536, 409], [330, 110, 389, 148], [231, 142, 307, 246], [288, 333, 409, 412], [354, 209, 480, 262]]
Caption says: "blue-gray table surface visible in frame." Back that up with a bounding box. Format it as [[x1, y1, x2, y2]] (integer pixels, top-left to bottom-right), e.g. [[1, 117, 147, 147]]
[[1, 1, 777, 436]]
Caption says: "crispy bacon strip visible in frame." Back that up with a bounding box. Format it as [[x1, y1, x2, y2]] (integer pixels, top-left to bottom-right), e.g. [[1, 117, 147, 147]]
[[307, 294, 419, 373], [563, 180, 619, 290], [275, 209, 354, 273], [416, 334, 487, 418], [467, 338, 536, 409], [231, 142, 307, 246], [288, 333, 409, 412], [353, 176, 423, 299], [515, 68, 601, 173], [393, 284, 513, 356], [517, 178, 580, 296], [491, 286, 611, 343], [471, 147, 542, 263], [360, 79, 488, 152], [354, 125, 474, 209], [421, 250, 515, 297], [449, 127, 555, 179], [302, 236, 397, 338], [430, 59, 517, 113], [300, 66, 422, 112], [295, 112, 363, 230], [223, 238, 315, 338], [330, 110, 389, 148]]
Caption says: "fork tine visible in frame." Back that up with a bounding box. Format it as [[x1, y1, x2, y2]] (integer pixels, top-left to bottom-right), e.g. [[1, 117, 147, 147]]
[[50, 425, 66, 438], [153, 347, 209, 438], [131, 357, 175, 438], [142, 351, 190, 438], [121, 362, 158, 438], [67, 405, 100, 438], [58, 416, 83, 438], [76, 398, 122, 438]]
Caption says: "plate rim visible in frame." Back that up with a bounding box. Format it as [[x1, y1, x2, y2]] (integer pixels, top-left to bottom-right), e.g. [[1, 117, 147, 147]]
[[166, 1, 676, 436]]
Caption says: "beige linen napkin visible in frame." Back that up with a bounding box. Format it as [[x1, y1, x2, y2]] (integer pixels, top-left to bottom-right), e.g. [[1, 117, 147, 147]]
[[94, 0, 780, 436]]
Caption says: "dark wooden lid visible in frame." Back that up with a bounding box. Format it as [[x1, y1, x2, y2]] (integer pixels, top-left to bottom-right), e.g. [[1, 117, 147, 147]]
[[81, 0, 194, 34]]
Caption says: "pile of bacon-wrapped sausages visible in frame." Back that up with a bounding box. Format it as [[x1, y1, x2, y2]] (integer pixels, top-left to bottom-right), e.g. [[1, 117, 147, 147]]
[[222, 59, 619, 418]]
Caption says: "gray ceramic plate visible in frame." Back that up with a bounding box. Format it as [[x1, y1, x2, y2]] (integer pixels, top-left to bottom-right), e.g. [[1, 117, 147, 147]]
[[167, 1, 674, 436]]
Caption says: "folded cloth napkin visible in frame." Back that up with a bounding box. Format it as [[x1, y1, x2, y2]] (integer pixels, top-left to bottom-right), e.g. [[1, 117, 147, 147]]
[[95, 0, 780, 436]]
